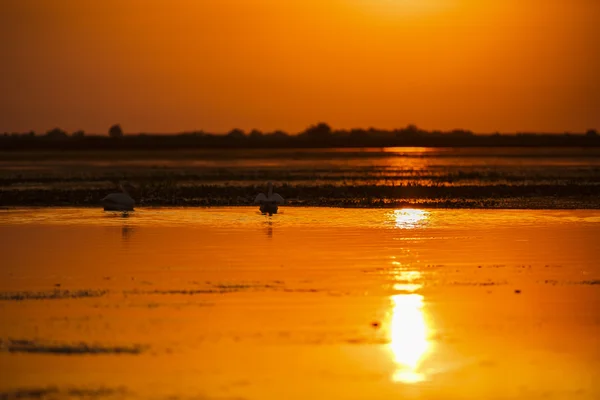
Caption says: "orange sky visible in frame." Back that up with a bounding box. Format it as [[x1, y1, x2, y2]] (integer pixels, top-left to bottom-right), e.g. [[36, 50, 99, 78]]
[[1, 0, 598, 134]]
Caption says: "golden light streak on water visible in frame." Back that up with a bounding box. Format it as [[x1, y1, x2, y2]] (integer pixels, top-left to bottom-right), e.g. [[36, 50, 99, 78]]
[[389, 293, 431, 383], [393, 209, 429, 229]]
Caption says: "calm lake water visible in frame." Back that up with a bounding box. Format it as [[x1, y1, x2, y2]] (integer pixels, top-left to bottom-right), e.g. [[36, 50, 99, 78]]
[[1, 207, 599, 399]]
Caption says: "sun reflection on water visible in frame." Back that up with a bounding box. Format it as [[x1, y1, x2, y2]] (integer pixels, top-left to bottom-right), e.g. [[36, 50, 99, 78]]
[[389, 293, 431, 383], [392, 270, 422, 293], [387, 208, 430, 382], [387, 268, 431, 383], [393, 209, 429, 229]]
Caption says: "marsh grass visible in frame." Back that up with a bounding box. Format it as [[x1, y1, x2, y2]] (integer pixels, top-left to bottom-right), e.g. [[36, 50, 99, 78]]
[[1, 149, 599, 208]]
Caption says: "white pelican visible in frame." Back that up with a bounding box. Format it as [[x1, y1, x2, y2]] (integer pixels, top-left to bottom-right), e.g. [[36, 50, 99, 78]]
[[102, 183, 136, 212], [254, 182, 284, 215]]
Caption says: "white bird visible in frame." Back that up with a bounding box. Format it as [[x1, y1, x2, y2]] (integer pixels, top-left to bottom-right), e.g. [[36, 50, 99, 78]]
[[254, 182, 284, 215], [102, 183, 136, 212]]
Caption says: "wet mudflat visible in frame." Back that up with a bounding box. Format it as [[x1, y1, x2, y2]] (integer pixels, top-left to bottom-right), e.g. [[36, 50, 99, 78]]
[[1, 207, 599, 399], [2, 148, 600, 208]]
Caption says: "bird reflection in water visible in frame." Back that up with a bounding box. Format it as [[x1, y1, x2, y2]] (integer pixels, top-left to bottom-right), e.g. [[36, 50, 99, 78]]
[[265, 220, 273, 239], [121, 225, 135, 242]]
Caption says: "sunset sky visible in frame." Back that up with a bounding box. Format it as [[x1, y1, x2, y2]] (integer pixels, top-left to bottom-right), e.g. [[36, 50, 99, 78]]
[[1, 0, 598, 134]]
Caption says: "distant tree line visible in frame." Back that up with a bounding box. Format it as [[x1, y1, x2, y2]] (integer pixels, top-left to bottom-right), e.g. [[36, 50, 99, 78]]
[[1, 123, 598, 150]]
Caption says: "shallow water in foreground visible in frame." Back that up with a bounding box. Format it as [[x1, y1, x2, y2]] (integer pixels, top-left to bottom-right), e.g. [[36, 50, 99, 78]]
[[1, 207, 599, 399]]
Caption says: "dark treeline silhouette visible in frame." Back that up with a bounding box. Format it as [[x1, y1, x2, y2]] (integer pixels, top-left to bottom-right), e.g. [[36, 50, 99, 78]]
[[1, 123, 599, 150]]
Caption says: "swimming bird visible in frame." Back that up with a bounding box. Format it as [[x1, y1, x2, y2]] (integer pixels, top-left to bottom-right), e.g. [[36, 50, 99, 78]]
[[254, 182, 284, 215], [102, 182, 136, 212]]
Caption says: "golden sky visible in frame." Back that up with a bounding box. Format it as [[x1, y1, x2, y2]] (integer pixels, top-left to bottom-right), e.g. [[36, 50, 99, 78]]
[[1, 0, 598, 134]]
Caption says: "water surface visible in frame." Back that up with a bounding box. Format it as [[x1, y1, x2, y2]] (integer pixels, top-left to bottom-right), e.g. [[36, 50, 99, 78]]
[[1, 208, 599, 399]]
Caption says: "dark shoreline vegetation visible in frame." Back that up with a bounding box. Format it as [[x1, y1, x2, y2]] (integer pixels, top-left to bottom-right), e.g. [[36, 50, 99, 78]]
[[1, 123, 599, 149]]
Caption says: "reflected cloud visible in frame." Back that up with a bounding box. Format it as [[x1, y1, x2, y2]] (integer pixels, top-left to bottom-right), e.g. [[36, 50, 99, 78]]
[[393, 209, 429, 229], [389, 293, 431, 383]]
